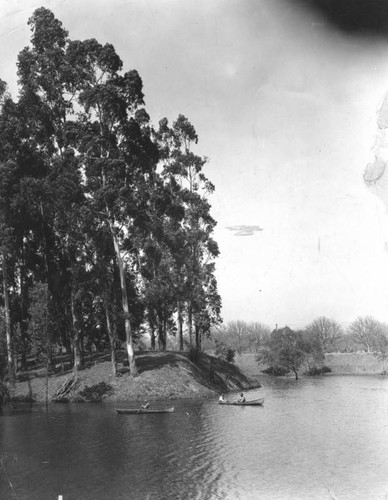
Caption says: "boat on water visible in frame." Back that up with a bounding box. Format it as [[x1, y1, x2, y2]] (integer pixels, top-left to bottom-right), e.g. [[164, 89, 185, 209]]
[[116, 407, 175, 414], [219, 398, 264, 406]]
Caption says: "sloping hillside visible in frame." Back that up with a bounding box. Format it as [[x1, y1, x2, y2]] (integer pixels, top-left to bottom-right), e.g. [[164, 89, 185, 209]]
[[13, 351, 260, 403]]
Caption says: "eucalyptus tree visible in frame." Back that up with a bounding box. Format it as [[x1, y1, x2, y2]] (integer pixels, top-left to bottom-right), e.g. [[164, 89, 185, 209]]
[[27, 282, 56, 403], [156, 115, 221, 350], [3, 7, 221, 370], [141, 243, 178, 350], [65, 35, 159, 374], [0, 80, 27, 383], [138, 153, 187, 350], [16, 8, 91, 370]]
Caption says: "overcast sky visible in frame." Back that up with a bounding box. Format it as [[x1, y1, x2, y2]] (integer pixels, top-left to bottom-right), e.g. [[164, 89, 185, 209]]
[[2, 0, 388, 330]]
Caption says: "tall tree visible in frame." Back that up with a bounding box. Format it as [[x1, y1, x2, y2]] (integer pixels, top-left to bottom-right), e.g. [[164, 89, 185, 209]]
[[0, 80, 18, 386], [155, 115, 221, 350], [257, 326, 307, 380], [69, 37, 159, 373], [347, 316, 384, 353], [16, 8, 88, 371], [306, 316, 343, 352]]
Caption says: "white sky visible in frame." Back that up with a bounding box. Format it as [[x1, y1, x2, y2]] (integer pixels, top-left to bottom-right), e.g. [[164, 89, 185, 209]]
[[2, 0, 388, 330]]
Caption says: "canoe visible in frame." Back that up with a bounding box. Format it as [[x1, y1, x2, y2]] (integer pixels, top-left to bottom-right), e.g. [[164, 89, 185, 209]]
[[219, 398, 264, 406], [116, 407, 175, 414]]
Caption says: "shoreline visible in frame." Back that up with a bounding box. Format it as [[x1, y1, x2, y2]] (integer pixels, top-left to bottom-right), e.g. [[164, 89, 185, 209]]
[[10, 351, 260, 404], [235, 352, 388, 378], [6, 351, 386, 405]]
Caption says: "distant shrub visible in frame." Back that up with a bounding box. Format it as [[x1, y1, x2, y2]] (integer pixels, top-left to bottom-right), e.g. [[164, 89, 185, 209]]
[[79, 382, 113, 402], [261, 366, 289, 376], [304, 366, 332, 376], [214, 341, 235, 363], [226, 348, 235, 363]]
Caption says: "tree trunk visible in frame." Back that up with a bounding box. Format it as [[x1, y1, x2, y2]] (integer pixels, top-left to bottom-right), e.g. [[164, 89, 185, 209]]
[[157, 313, 165, 350], [19, 238, 28, 371], [2, 252, 15, 386], [70, 289, 83, 373], [292, 368, 299, 380], [149, 318, 156, 351], [45, 357, 50, 409], [188, 302, 193, 347], [163, 316, 167, 351], [104, 296, 117, 377], [177, 301, 184, 351], [111, 230, 137, 375], [195, 323, 201, 352]]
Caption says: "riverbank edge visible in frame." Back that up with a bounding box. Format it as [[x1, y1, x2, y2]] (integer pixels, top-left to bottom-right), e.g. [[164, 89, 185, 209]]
[[235, 352, 388, 379], [8, 351, 386, 404], [10, 351, 261, 404]]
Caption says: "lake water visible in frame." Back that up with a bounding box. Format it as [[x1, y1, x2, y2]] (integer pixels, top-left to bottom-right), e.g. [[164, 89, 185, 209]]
[[1, 375, 388, 500]]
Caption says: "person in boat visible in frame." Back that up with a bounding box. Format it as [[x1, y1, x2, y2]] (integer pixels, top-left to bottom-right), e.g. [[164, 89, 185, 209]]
[[237, 393, 246, 403]]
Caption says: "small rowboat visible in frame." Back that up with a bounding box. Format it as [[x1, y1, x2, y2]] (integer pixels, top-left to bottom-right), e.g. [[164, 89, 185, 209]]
[[219, 398, 264, 406], [116, 407, 175, 414]]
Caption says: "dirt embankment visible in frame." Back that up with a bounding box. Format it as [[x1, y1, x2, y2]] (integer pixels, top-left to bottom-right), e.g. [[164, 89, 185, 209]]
[[12, 351, 260, 403]]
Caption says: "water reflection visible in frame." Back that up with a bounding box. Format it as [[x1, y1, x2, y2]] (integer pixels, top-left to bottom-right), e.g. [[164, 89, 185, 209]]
[[1, 376, 388, 499]]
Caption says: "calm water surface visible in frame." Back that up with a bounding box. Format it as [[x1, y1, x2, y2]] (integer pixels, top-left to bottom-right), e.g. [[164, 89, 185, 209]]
[[1, 375, 388, 500]]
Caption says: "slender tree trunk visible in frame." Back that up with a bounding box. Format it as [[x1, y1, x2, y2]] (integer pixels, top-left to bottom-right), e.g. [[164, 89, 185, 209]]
[[111, 230, 137, 375], [104, 296, 117, 377], [195, 323, 201, 352], [188, 302, 193, 347], [45, 358, 50, 409], [163, 315, 167, 351], [157, 312, 165, 350], [20, 237, 28, 371], [177, 301, 183, 351], [70, 289, 83, 373], [149, 318, 156, 350], [2, 252, 15, 387]]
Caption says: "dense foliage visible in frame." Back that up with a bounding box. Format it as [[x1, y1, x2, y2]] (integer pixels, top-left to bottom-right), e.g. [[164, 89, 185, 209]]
[[0, 8, 221, 382], [255, 320, 388, 380], [256, 326, 313, 380]]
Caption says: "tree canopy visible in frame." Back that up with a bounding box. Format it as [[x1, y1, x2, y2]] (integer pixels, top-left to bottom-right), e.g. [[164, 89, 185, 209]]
[[256, 326, 324, 380], [0, 8, 221, 381]]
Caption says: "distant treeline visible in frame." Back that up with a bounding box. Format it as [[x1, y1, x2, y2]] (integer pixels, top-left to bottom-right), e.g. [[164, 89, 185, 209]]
[[206, 317, 388, 355], [0, 8, 221, 384]]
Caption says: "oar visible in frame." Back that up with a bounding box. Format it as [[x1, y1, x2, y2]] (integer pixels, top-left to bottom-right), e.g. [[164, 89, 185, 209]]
[[137, 402, 149, 413]]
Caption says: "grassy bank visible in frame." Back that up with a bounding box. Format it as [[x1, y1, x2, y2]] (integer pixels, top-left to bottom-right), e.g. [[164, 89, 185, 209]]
[[324, 352, 387, 375], [11, 350, 259, 403], [9, 350, 385, 404]]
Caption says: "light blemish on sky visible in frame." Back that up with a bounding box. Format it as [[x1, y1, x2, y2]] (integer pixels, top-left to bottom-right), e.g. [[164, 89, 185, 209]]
[[2, 0, 388, 330], [364, 93, 388, 230], [226, 226, 263, 236]]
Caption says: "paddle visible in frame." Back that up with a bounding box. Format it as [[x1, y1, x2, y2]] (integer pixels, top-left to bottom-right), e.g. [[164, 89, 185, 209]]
[[137, 402, 149, 413]]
